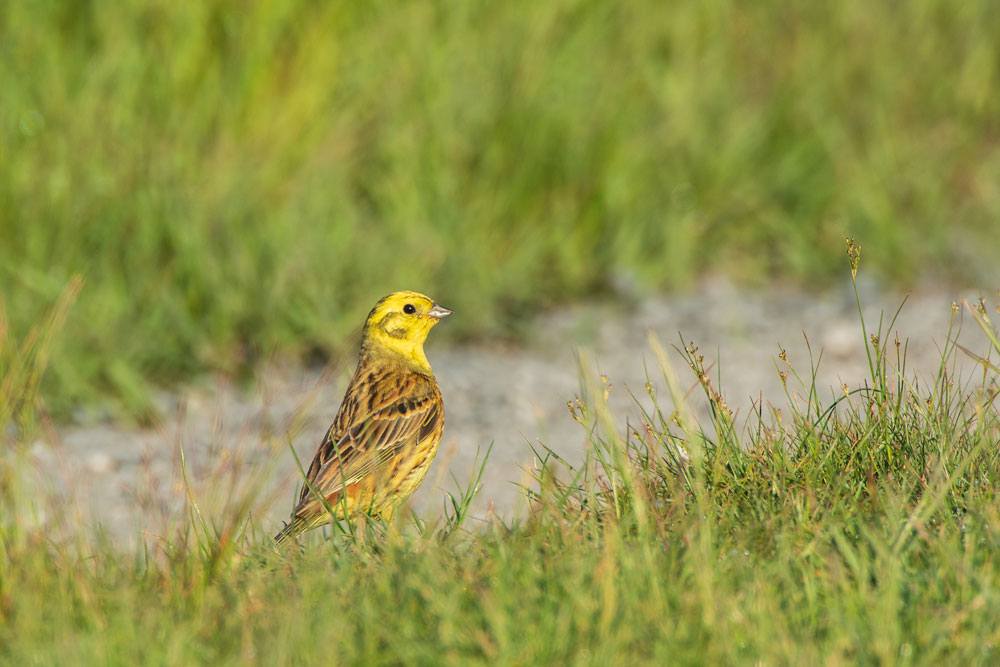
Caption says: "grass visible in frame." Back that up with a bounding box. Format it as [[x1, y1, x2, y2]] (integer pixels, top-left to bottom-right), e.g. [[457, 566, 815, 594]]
[[3, 0, 1000, 415], [2, 263, 1000, 664]]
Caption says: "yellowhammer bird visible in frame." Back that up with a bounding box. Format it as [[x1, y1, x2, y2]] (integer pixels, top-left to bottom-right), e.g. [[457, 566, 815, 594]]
[[274, 291, 451, 545]]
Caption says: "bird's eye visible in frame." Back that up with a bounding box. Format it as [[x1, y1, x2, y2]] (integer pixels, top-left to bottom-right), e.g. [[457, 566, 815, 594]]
[[403, 303, 416, 314]]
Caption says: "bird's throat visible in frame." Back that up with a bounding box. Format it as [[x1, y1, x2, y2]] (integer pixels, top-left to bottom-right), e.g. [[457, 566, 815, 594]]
[[363, 333, 434, 376]]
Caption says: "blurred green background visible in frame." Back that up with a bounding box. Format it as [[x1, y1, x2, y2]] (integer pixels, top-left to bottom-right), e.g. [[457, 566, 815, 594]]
[[2, 0, 999, 416]]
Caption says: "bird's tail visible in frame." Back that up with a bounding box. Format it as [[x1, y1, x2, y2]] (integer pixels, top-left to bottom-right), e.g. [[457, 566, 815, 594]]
[[272, 516, 308, 549]]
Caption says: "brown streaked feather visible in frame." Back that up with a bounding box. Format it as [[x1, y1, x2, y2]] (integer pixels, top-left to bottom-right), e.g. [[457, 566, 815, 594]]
[[292, 357, 444, 521]]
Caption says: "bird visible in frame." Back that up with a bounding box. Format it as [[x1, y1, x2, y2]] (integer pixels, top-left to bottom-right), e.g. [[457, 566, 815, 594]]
[[274, 290, 452, 546]]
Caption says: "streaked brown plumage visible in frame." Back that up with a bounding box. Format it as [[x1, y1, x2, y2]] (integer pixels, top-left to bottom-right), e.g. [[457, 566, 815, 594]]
[[274, 291, 451, 545]]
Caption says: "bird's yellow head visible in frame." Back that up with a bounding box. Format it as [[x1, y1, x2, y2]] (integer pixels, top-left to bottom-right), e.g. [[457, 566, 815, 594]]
[[361, 291, 452, 373]]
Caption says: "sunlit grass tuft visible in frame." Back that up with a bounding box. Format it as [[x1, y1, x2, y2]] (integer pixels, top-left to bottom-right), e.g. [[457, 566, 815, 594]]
[[3, 257, 1000, 662]]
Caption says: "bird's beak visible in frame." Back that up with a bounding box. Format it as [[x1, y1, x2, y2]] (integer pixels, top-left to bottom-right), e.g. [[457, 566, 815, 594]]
[[426, 303, 453, 319]]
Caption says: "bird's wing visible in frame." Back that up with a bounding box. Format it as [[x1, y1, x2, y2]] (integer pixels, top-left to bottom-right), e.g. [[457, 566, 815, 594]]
[[295, 371, 441, 514]]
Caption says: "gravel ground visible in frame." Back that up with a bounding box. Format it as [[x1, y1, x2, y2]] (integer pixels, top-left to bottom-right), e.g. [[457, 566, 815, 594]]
[[20, 279, 996, 547]]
